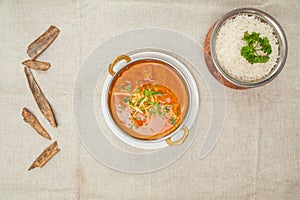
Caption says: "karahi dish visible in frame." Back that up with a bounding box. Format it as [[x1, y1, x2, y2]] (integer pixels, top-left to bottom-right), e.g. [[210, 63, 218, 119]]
[[108, 59, 189, 140], [102, 51, 198, 149]]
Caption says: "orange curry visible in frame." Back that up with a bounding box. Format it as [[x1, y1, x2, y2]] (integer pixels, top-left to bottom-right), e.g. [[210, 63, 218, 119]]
[[108, 59, 189, 140]]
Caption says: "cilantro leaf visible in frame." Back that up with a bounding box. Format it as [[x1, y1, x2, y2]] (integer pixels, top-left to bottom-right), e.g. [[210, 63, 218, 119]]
[[144, 89, 152, 97], [124, 84, 131, 92], [170, 117, 176, 124], [123, 97, 130, 103]]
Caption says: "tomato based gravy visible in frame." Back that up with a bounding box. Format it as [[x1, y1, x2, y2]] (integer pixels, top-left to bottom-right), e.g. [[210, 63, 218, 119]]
[[108, 59, 189, 140]]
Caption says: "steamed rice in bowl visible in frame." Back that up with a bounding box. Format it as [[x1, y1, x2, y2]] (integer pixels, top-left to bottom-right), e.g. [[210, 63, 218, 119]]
[[209, 8, 287, 88], [215, 14, 279, 82]]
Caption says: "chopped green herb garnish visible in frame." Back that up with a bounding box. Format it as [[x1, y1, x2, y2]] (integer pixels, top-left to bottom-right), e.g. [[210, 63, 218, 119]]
[[138, 96, 148, 103], [128, 100, 134, 106], [152, 91, 162, 95], [143, 89, 162, 97], [123, 97, 130, 103], [159, 110, 167, 118], [144, 89, 152, 97], [241, 31, 272, 64], [122, 83, 179, 127], [125, 84, 131, 92], [170, 117, 176, 124], [150, 108, 157, 115]]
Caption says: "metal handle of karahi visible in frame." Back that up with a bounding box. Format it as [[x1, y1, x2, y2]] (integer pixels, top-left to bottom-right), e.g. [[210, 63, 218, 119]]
[[108, 55, 131, 76], [166, 126, 189, 146]]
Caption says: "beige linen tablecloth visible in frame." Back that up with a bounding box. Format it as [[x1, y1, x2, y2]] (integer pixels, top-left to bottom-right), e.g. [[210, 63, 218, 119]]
[[0, 0, 299, 199]]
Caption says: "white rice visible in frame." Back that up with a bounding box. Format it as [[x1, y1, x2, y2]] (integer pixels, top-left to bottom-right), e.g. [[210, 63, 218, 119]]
[[215, 14, 280, 82]]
